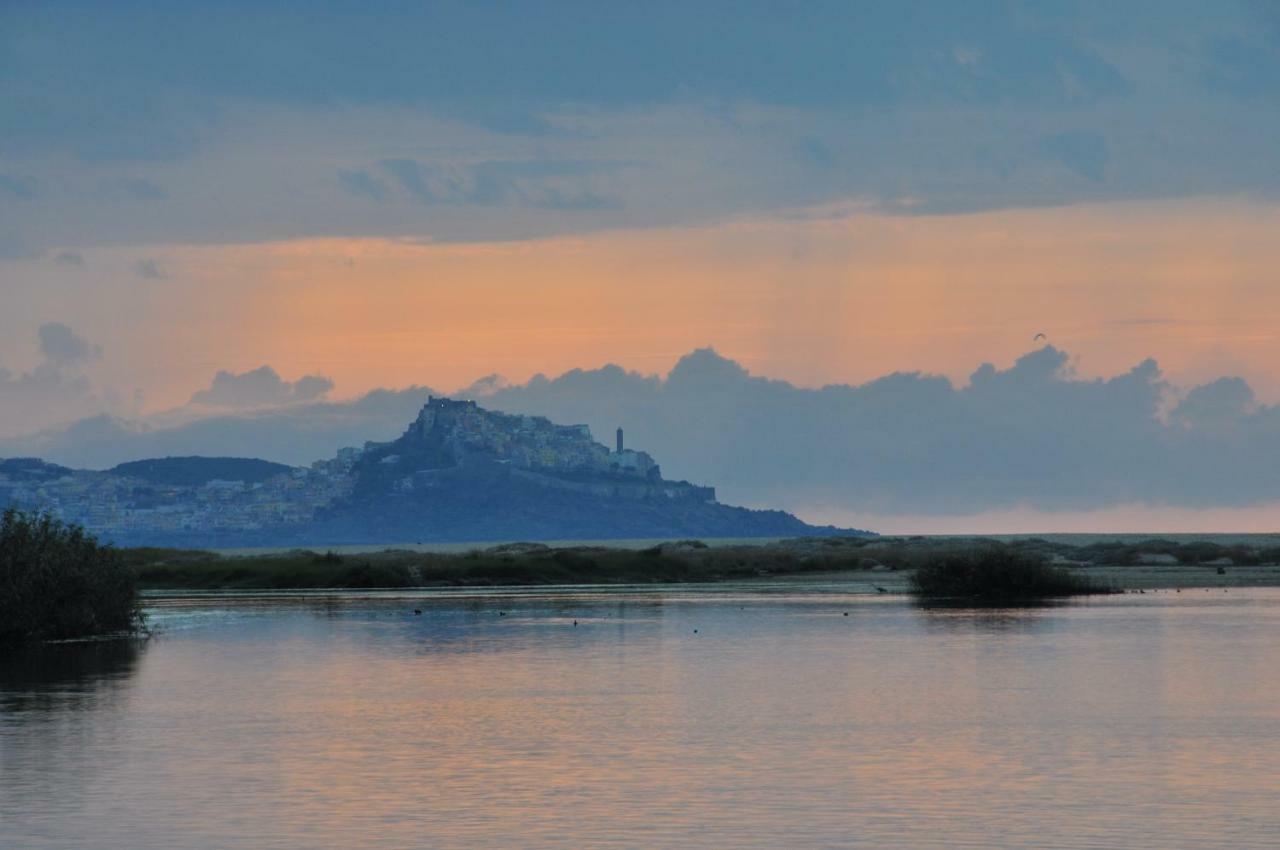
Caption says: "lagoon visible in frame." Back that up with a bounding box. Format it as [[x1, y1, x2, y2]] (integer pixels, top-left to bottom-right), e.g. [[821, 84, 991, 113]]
[[4, 585, 1280, 849]]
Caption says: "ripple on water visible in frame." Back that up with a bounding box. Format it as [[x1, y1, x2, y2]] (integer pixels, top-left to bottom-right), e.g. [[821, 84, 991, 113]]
[[4, 587, 1280, 849]]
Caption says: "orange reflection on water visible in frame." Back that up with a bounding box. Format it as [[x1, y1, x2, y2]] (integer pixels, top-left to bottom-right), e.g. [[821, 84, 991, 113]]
[[5, 592, 1279, 849]]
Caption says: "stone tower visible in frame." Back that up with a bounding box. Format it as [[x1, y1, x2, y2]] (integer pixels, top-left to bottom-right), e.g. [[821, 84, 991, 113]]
[[616, 427, 624, 454]]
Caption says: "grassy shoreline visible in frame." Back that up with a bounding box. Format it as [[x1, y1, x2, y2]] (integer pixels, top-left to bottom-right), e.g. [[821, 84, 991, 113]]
[[127, 536, 1280, 593]]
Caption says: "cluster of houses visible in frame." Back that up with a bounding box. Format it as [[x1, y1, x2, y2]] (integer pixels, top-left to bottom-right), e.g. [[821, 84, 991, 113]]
[[0, 397, 716, 544], [0, 456, 351, 541], [410, 396, 661, 479]]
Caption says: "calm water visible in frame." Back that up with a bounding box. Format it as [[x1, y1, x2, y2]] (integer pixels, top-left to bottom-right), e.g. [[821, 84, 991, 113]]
[[3, 586, 1280, 849]]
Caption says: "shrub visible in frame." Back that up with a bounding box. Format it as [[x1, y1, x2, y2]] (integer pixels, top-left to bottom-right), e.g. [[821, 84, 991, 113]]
[[909, 545, 1100, 601], [336, 561, 414, 588], [0, 509, 142, 647]]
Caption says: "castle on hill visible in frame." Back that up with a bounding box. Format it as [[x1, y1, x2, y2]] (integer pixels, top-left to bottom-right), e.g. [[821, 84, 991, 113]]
[[412, 396, 661, 480], [1, 395, 871, 546]]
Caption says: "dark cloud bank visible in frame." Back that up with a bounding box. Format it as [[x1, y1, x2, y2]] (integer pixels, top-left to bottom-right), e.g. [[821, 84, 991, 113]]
[[5, 1, 1280, 256], [189, 365, 333, 408], [5, 347, 1280, 517]]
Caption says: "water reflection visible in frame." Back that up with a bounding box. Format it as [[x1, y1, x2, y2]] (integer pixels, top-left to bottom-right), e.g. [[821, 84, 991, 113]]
[[147, 591, 682, 657], [0, 637, 144, 715], [914, 599, 1068, 633], [3, 589, 1280, 849]]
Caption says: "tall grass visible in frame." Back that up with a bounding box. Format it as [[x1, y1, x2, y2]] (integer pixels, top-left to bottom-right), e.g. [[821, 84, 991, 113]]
[[126, 535, 1269, 592], [0, 509, 142, 647], [909, 545, 1101, 601], [132, 543, 843, 589]]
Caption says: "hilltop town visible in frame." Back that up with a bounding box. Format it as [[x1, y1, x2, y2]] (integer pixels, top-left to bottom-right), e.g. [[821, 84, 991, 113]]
[[0, 397, 863, 546], [359, 397, 715, 503]]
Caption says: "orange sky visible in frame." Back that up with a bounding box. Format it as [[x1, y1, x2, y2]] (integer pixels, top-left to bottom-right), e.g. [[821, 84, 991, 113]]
[[12, 196, 1280, 411], [9, 195, 1280, 530]]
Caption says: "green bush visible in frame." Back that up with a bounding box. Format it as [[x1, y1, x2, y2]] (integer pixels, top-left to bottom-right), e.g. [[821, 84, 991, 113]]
[[0, 509, 142, 647], [909, 545, 1100, 601]]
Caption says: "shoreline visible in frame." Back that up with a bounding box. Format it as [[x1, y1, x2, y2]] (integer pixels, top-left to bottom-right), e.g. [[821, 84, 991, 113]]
[[748, 564, 1280, 592], [126, 536, 1280, 593], [204, 532, 1280, 559]]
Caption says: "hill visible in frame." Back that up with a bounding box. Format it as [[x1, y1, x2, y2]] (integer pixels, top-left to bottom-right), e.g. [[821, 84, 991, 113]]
[[2, 397, 871, 545], [307, 397, 859, 543], [0, 458, 74, 482], [110, 456, 294, 487]]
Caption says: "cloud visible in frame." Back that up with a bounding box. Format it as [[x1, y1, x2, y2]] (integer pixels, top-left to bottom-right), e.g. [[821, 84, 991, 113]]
[[375, 158, 623, 210], [188, 365, 335, 409], [1200, 34, 1280, 97], [135, 258, 165, 279], [53, 250, 84, 266], [472, 347, 1280, 514], [0, 232, 35, 260], [337, 169, 391, 202], [0, 323, 102, 438], [38, 322, 100, 366], [99, 176, 167, 201], [0, 173, 37, 200], [0, 2, 1136, 157], [455, 373, 510, 398], [2, 2, 1280, 256], [17, 346, 1280, 518], [0, 387, 435, 469], [1037, 131, 1110, 181], [291, 374, 335, 402], [791, 137, 836, 170], [1170, 377, 1255, 430]]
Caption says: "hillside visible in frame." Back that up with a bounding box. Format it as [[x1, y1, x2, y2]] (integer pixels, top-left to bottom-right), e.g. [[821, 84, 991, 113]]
[[0, 458, 73, 482], [110, 456, 294, 487], [305, 397, 859, 543], [2, 397, 871, 545]]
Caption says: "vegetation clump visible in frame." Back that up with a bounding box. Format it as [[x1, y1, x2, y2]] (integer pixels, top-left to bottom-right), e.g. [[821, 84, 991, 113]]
[[131, 542, 843, 589], [908, 544, 1101, 601], [123, 534, 1280, 592], [0, 509, 142, 647]]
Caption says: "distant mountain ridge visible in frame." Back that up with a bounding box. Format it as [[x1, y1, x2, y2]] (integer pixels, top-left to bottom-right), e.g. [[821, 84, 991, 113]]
[[0, 458, 74, 482], [0, 397, 871, 546]]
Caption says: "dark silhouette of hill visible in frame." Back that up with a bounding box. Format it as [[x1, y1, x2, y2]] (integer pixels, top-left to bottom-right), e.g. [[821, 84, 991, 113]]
[[0, 458, 74, 482], [110, 457, 293, 487], [314, 458, 836, 544], [307, 397, 864, 544], [2, 398, 871, 546]]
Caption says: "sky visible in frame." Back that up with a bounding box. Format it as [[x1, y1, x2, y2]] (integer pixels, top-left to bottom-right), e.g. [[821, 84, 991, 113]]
[[4, 1, 1280, 531]]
